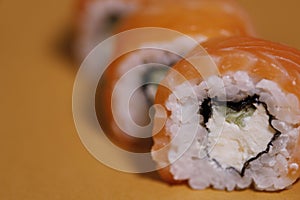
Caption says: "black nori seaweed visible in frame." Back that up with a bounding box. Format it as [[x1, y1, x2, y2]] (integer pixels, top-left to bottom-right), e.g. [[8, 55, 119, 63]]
[[104, 13, 121, 31], [141, 84, 153, 106], [227, 95, 258, 110], [141, 66, 170, 106], [107, 13, 120, 24], [200, 95, 282, 177], [200, 98, 212, 128]]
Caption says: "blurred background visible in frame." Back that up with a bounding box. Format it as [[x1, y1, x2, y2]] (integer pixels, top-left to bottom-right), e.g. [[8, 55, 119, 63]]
[[1, 0, 300, 199]]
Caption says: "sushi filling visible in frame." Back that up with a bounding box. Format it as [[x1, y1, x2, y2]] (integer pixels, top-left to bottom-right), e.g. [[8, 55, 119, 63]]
[[201, 95, 280, 176], [141, 66, 169, 104]]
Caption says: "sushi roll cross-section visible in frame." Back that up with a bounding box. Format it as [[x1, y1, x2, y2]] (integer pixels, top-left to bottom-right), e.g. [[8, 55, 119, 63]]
[[152, 37, 300, 191]]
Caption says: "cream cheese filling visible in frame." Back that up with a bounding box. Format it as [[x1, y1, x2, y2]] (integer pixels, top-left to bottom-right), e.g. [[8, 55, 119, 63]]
[[207, 103, 276, 173]]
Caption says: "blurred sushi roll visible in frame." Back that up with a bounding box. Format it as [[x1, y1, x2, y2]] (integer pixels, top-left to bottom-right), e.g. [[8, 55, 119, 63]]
[[152, 37, 300, 191], [74, 0, 256, 61], [75, 0, 144, 60], [96, 0, 256, 152]]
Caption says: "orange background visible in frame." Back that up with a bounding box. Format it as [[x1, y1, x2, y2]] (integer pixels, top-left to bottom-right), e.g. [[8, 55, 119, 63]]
[[1, 0, 300, 199]]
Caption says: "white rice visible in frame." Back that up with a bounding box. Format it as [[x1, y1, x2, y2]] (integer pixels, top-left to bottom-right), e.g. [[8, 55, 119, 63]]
[[160, 71, 300, 191]]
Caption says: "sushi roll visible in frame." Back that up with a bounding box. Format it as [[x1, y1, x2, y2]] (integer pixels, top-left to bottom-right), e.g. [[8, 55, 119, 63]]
[[96, 0, 256, 152], [151, 37, 300, 191], [74, 0, 256, 61], [75, 0, 145, 61]]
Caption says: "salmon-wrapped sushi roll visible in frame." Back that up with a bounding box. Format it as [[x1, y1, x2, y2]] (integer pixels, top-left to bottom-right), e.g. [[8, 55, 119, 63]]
[[75, 0, 147, 60], [152, 37, 300, 191], [75, 0, 256, 60], [96, 0, 256, 152]]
